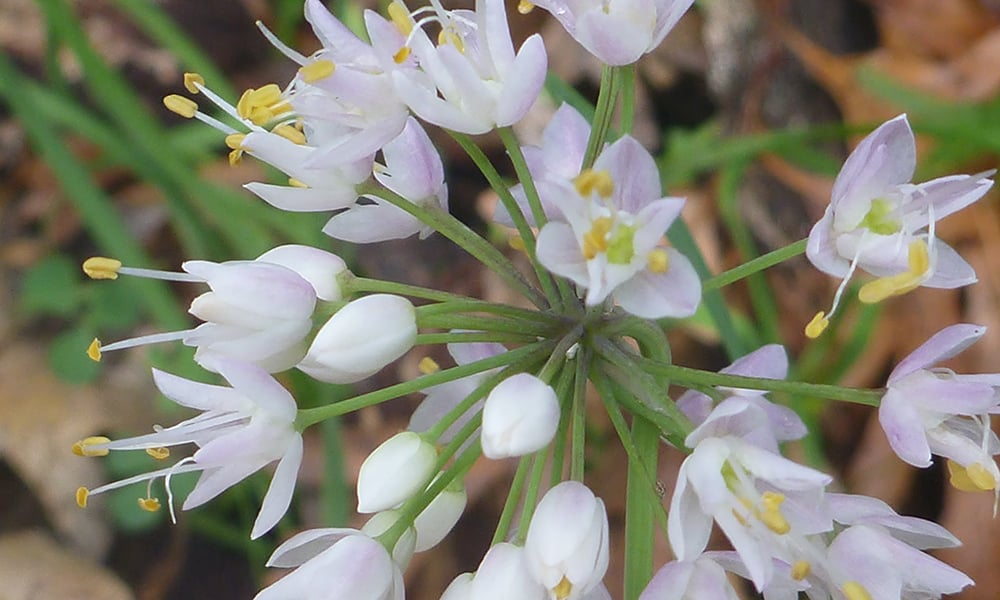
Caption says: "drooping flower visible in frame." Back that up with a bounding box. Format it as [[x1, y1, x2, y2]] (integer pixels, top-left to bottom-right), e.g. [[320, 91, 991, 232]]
[[524, 481, 610, 600], [356, 431, 438, 513], [298, 294, 418, 384], [73, 359, 302, 539], [481, 373, 560, 459], [879, 323, 1000, 494], [391, 0, 548, 134], [527, 0, 695, 66], [536, 135, 700, 318], [84, 245, 346, 372], [255, 529, 403, 600], [805, 114, 993, 337], [639, 555, 741, 600]]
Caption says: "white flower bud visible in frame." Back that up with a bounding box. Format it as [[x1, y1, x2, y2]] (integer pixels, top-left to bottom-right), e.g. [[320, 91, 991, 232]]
[[413, 477, 467, 552], [361, 510, 417, 569], [481, 373, 560, 459], [357, 432, 437, 514], [256, 244, 348, 301], [525, 481, 610, 600], [440, 572, 474, 600], [470, 543, 546, 600], [298, 294, 417, 383]]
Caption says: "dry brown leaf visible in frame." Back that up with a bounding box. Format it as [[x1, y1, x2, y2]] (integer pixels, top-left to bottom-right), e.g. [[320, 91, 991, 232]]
[[0, 529, 133, 600]]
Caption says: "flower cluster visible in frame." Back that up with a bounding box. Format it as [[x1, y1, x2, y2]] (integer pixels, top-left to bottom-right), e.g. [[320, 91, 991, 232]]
[[67, 0, 1000, 599]]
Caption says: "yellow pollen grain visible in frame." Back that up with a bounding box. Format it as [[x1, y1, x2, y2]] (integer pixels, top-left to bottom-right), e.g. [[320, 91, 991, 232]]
[[87, 338, 103, 362], [273, 124, 307, 145], [907, 239, 930, 274], [791, 560, 811, 581], [138, 497, 162, 512], [393, 46, 411, 64], [83, 256, 122, 280], [438, 28, 465, 53], [225, 133, 246, 150], [842, 581, 873, 600], [288, 178, 309, 188], [804, 311, 829, 339], [517, 0, 536, 13], [146, 447, 170, 460], [574, 169, 614, 198], [948, 460, 997, 492], [759, 491, 790, 534], [582, 217, 613, 260], [76, 487, 90, 508], [228, 149, 244, 167], [299, 59, 335, 83], [418, 356, 440, 374], [508, 235, 526, 252], [553, 577, 573, 600], [183, 72, 205, 94], [163, 94, 198, 118], [72, 436, 111, 457], [387, 2, 414, 36], [647, 248, 670, 273], [858, 240, 930, 304]]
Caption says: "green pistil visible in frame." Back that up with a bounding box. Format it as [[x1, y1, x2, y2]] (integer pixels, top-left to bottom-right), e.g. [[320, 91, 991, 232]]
[[859, 198, 901, 235], [606, 224, 637, 264]]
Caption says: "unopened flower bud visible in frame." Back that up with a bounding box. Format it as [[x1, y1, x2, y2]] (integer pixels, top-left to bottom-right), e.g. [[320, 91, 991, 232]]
[[361, 509, 417, 569], [357, 432, 437, 513], [413, 477, 467, 552], [298, 294, 417, 383], [481, 373, 560, 459], [471, 543, 546, 600]]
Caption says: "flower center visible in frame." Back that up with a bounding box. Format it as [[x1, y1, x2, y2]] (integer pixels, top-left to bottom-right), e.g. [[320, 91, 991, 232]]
[[858, 198, 901, 235]]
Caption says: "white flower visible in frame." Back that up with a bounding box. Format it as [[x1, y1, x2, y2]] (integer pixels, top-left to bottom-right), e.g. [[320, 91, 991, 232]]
[[361, 509, 417, 568], [73, 359, 302, 539], [256, 529, 403, 600], [481, 373, 560, 459], [85, 245, 346, 372], [391, 0, 548, 133], [535, 135, 700, 318], [356, 431, 438, 513], [298, 294, 417, 383], [639, 555, 741, 600], [413, 476, 467, 551], [524, 481, 610, 600], [530, 0, 695, 66], [472, 543, 547, 600]]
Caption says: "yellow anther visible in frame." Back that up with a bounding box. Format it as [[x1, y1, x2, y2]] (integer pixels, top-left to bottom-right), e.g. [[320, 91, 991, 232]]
[[237, 84, 292, 125], [76, 487, 90, 508], [790, 560, 811, 581], [83, 256, 122, 280], [582, 217, 614, 259], [731, 507, 749, 527], [573, 169, 614, 198], [647, 248, 670, 273], [387, 1, 414, 36], [842, 581, 873, 600], [163, 94, 198, 119], [288, 178, 309, 188], [553, 576, 573, 600], [437, 28, 465, 53], [72, 436, 111, 457], [146, 447, 170, 460], [228, 149, 244, 167], [225, 133, 246, 150], [804, 311, 829, 339], [947, 460, 998, 492], [87, 338, 103, 362], [273, 124, 307, 145], [759, 491, 790, 534], [393, 46, 411, 64], [138, 496, 162, 512], [508, 235, 526, 252], [518, 0, 536, 13], [858, 240, 929, 304], [299, 59, 335, 83], [418, 356, 440, 374], [183, 72, 205, 94]]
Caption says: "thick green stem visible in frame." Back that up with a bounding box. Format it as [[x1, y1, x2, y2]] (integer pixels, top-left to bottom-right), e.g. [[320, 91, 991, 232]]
[[702, 238, 808, 292], [415, 331, 539, 346]]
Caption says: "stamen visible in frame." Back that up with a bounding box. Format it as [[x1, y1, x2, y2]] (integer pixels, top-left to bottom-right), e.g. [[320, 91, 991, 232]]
[[272, 123, 307, 145], [87, 338, 102, 362], [574, 169, 614, 198], [95, 329, 197, 357], [83, 257, 122, 280], [418, 357, 440, 374], [841, 581, 873, 600], [163, 94, 198, 118], [393, 46, 411, 64], [388, 1, 415, 36], [72, 436, 111, 457], [299, 59, 336, 84], [804, 311, 829, 339], [582, 217, 614, 259], [759, 491, 790, 534], [790, 560, 811, 581], [947, 460, 997, 492], [138, 496, 162, 512], [256, 20, 309, 65], [146, 447, 171, 460], [288, 178, 309, 188], [553, 576, 573, 600], [76, 487, 90, 508], [647, 249, 670, 273], [858, 240, 929, 304], [237, 84, 293, 126], [518, 0, 536, 13], [437, 27, 465, 53], [183, 73, 205, 94]]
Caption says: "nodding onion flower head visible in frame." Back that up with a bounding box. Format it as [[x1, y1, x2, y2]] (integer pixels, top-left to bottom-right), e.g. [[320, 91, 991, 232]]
[[805, 114, 994, 338], [523, 0, 695, 66], [536, 135, 701, 318], [72, 359, 302, 540], [255, 529, 404, 600], [880, 323, 1000, 500], [389, 0, 548, 134], [83, 245, 347, 373]]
